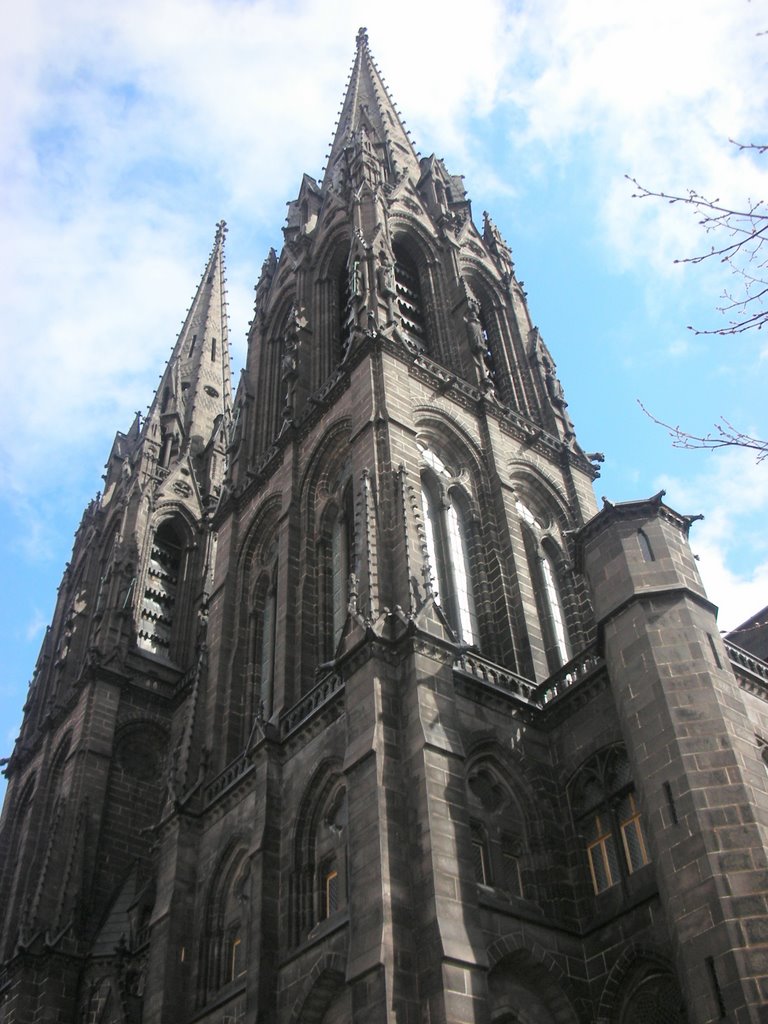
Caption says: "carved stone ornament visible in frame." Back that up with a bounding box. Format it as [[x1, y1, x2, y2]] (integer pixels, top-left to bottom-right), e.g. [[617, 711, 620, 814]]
[[173, 480, 193, 498]]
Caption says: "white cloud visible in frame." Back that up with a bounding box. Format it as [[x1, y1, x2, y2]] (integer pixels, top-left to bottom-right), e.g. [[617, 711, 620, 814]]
[[0, 0, 765, 653], [657, 448, 768, 630]]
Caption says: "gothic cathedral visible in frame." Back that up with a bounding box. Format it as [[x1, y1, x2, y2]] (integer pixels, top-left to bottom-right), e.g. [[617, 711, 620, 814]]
[[2, 30, 767, 1024]]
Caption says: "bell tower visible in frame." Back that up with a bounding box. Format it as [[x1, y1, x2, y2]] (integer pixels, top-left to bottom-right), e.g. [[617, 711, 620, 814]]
[[0, 222, 232, 1023]]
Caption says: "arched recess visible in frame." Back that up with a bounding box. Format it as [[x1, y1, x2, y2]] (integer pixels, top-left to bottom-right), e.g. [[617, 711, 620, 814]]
[[465, 758, 529, 899], [414, 414, 514, 661], [419, 444, 479, 646], [265, 298, 294, 448], [389, 223, 446, 362], [597, 949, 688, 1024], [137, 514, 193, 663], [290, 762, 348, 946], [486, 942, 579, 1024], [0, 771, 37, 957], [298, 421, 354, 688], [199, 843, 251, 1005], [317, 478, 356, 660], [88, 722, 166, 948], [312, 230, 353, 385], [509, 470, 583, 678], [464, 270, 532, 414], [245, 533, 280, 728], [230, 497, 282, 753], [288, 953, 347, 1024]]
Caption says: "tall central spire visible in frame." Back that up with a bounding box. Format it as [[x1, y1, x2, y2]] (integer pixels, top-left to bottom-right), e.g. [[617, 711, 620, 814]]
[[322, 27, 421, 191]]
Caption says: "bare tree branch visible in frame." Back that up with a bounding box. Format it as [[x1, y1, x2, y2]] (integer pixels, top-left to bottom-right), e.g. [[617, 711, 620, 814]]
[[637, 401, 768, 461], [627, 140, 768, 336]]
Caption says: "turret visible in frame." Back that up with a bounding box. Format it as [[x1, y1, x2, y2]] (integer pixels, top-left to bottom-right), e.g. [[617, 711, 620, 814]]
[[577, 494, 768, 1022]]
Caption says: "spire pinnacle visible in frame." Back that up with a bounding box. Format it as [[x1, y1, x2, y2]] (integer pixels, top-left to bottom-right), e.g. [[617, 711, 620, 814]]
[[322, 31, 421, 191], [143, 222, 233, 462]]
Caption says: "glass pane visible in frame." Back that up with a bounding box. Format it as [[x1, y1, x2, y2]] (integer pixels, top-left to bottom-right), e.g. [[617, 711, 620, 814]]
[[540, 551, 569, 666], [502, 851, 522, 898], [421, 484, 442, 604], [446, 503, 476, 645], [324, 868, 339, 917]]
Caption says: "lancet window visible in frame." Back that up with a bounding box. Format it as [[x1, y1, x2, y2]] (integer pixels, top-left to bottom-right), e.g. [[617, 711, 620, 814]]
[[466, 763, 526, 899], [201, 851, 250, 1001], [394, 243, 428, 351], [137, 520, 183, 658], [420, 447, 477, 646], [293, 779, 348, 943], [569, 746, 650, 895], [319, 476, 356, 659], [517, 500, 570, 672], [250, 543, 278, 722]]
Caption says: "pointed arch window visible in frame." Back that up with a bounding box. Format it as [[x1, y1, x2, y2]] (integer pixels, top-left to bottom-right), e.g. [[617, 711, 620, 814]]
[[569, 746, 650, 895], [332, 482, 355, 647], [637, 528, 655, 562], [394, 244, 428, 351], [465, 763, 527, 900], [517, 501, 570, 672], [201, 853, 249, 1001], [319, 478, 356, 660], [293, 780, 348, 944], [138, 520, 182, 657], [337, 262, 353, 363], [252, 567, 278, 721], [421, 449, 477, 646]]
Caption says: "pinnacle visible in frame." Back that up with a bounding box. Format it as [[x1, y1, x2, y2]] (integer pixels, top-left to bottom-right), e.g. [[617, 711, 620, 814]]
[[321, 30, 421, 191], [139, 221, 233, 464]]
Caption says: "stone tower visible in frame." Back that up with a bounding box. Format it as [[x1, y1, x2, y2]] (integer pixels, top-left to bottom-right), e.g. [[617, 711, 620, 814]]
[[2, 30, 768, 1024]]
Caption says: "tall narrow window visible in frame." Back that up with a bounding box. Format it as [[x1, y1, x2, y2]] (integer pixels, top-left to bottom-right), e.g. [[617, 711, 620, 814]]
[[138, 521, 182, 657], [517, 501, 570, 672], [637, 528, 655, 562], [466, 763, 528, 900], [470, 823, 490, 884], [394, 244, 428, 350], [257, 577, 277, 718], [421, 450, 477, 646], [570, 746, 650, 896], [337, 264, 352, 362], [330, 482, 355, 650], [293, 781, 348, 942]]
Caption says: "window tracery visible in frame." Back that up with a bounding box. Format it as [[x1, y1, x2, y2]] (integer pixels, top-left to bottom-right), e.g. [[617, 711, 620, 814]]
[[293, 779, 348, 943], [420, 446, 477, 646], [250, 537, 278, 722], [569, 746, 650, 895], [465, 763, 527, 900], [201, 851, 250, 1002], [517, 499, 570, 671]]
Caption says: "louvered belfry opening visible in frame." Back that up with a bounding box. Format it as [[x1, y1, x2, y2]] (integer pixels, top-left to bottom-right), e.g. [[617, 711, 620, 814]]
[[138, 520, 182, 657], [393, 244, 427, 350]]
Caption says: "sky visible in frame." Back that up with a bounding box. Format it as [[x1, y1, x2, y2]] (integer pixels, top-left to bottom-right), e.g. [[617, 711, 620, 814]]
[[1, 0, 767, 802]]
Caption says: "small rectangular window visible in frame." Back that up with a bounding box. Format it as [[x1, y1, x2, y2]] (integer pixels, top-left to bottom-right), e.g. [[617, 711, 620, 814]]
[[502, 847, 522, 898], [470, 824, 489, 885], [230, 936, 245, 980], [323, 868, 339, 918]]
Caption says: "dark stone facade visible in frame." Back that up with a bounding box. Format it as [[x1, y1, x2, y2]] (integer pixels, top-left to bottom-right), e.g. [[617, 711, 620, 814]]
[[1, 29, 767, 1024]]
